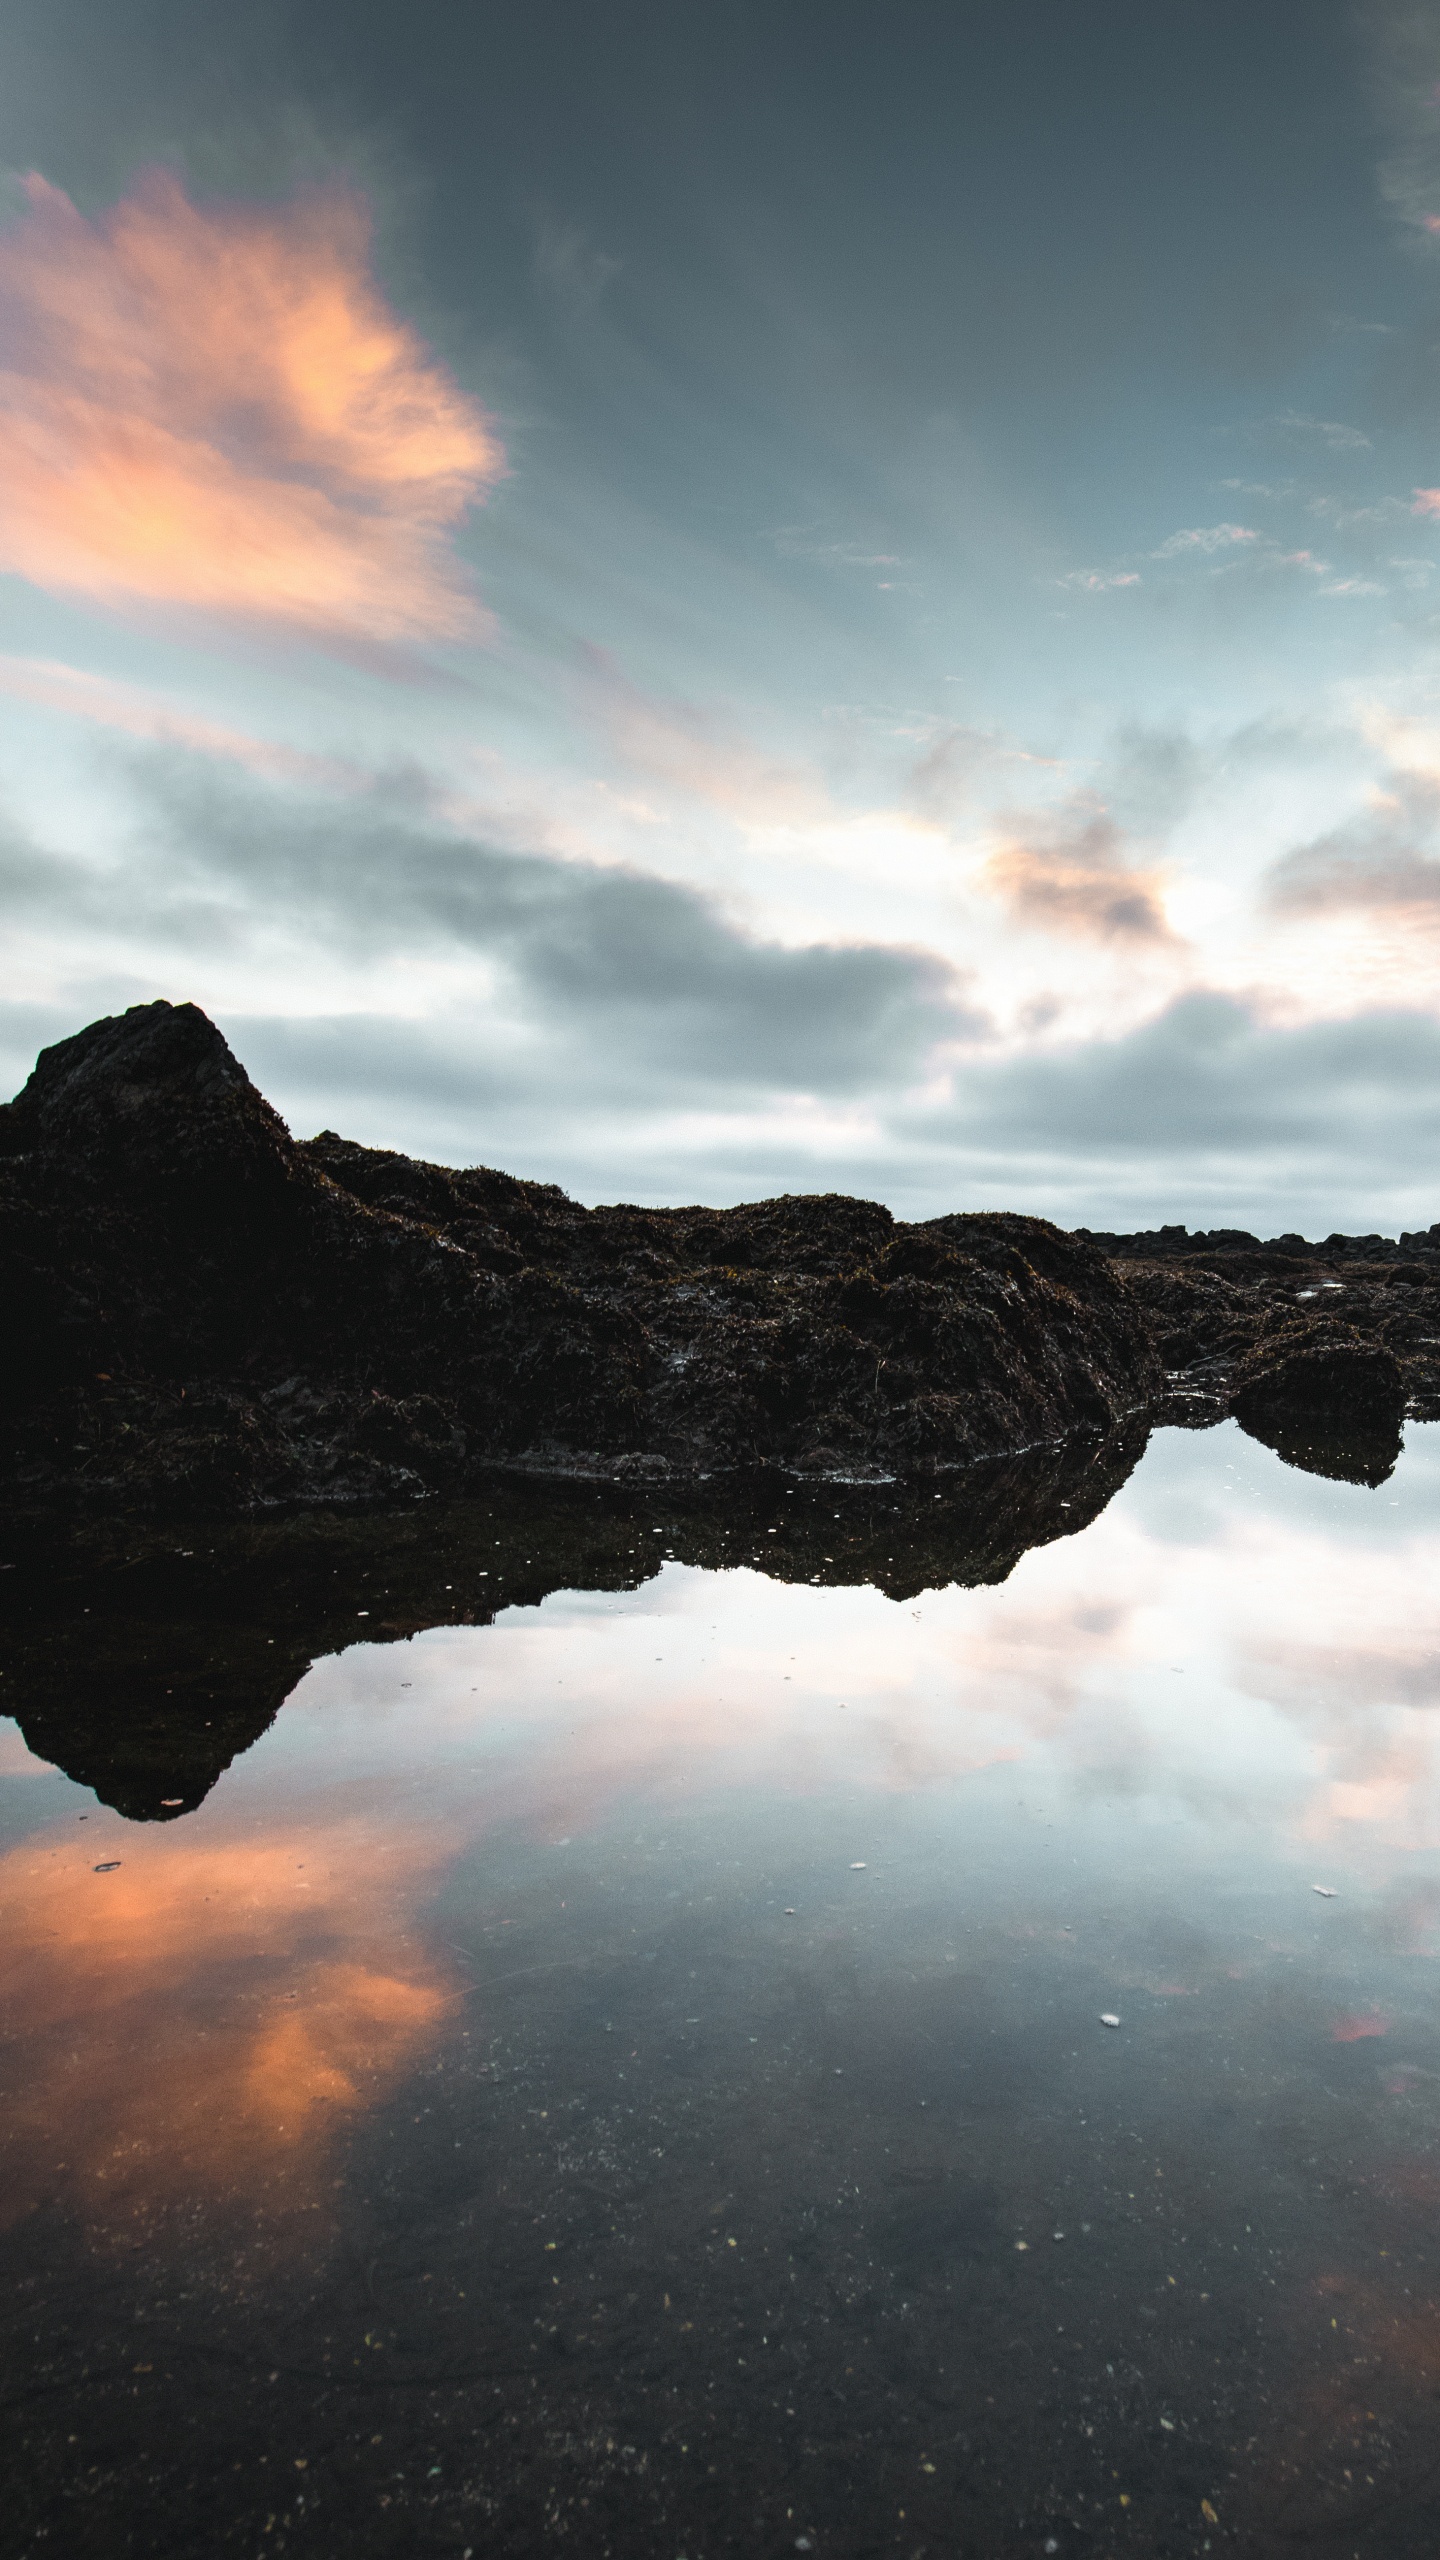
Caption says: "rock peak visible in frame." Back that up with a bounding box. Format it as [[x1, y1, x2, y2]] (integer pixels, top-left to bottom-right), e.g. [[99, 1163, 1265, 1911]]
[[4, 999, 294, 1198]]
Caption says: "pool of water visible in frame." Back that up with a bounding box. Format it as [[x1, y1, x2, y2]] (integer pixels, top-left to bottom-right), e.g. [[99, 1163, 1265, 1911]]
[[4, 1419, 1440, 2557]]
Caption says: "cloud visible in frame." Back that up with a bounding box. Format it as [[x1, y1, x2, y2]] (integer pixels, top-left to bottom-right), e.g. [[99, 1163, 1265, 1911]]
[[0, 651, 363, 787], [1310, 494, 1407, 527], [1267, 777, 1440, 916], [201, 983, 1440, 1229], [1364, 0, 1440, 243], [924, 989, 1440, 1172], [0, 169, 503, 648], [1150, 522, 1260, 559], [1056, 569, 1141, 591], [771, 528, 907, 571], [0, 1808, 458, 2228], [11, 745, 985, 1101], [1261, 411, 1372, 452], [533, 218, 622, 302], [579, 646, 827, 822], [980, 796, 1178, 945]]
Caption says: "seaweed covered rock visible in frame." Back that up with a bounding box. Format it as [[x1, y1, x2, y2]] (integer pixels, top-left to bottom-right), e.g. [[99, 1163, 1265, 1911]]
[[1229, 1320, 1406, 1485], [1, 1001, 1158, 1511]]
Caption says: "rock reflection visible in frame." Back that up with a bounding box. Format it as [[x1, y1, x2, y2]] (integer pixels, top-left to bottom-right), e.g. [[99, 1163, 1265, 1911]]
[[1235, 1401, 1404, 1488], [0, 1420, 1146, 1817]]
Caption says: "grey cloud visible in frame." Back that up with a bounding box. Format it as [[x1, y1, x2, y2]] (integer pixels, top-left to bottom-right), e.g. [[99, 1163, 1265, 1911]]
[[1101, 725, 1207, 834], [1364, 0, 1440, 242], [11, 963, 1440, 1239], [870, 991, 1440, 1232], [1267, 777, 1440, 916], [941, 993, 1440, 1156], [8, 748, 985, 1102], [223, 989, 1440, 1233]]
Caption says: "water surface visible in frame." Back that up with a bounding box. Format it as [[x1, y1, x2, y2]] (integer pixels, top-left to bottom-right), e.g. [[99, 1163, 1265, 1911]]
[[4, 1422, 1440, 2558]]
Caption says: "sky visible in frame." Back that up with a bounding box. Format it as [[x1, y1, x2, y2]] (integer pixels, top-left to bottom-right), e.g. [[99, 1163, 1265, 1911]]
[[5, 0, 1440, 1231]]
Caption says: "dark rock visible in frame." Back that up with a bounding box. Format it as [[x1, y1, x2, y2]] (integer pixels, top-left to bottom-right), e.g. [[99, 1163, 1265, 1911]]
[[1228, 1321, 1406, 1484], [1, 1001, 1158, 1512]]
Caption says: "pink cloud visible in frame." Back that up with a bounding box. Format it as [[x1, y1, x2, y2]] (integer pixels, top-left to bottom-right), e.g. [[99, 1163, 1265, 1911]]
[[579, 644, 827, 822], [1414, 488, 1440, 517], [982, 795, 1180, 945], [0, 171, 503, 648], [1331, 2012, 1389, 2043], [0, 651, 364, 786]]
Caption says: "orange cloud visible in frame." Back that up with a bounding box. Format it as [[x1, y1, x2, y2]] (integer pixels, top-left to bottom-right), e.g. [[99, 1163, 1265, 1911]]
[[0, 1812, 459, 2232], [0, 171, 503, 647], [982, 798, 1179, 944]]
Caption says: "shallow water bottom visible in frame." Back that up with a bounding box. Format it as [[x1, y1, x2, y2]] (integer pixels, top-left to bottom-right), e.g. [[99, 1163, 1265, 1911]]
[[5, 1420, 1440, 2558]]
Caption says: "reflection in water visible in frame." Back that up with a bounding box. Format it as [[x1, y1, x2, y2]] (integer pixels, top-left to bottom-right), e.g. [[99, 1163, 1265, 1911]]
[[1228, 1400, 1404, 1490], [4, 1420, 1440, 2555], [0, 1422, 1147, 1817], [0, 1814, 457, 2229]]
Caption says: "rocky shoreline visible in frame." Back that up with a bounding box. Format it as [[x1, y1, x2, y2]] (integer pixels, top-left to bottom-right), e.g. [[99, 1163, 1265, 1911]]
[[0, 998, 1423, 1517]]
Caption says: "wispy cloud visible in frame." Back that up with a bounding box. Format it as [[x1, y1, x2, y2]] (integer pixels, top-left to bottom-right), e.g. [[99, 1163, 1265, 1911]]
[[1261, 410, 1372, 452], [579, 645, 827, 822], [1150, 522, 1260, 559], [771, 527, 907, 571], [0, 651, 364, 788], [1057, 569, 1141, 592], [0, 170, 503, 650], [1364, 0, 1440, 243], [533, 218, 622, 302]]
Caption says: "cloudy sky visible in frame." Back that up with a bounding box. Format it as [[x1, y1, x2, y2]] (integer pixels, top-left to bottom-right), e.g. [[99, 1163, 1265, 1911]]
[[5, 0, 1440, 1231]]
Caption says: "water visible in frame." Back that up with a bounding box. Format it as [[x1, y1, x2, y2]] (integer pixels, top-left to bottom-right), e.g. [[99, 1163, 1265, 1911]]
[[4, 1420, 1440, 2557]]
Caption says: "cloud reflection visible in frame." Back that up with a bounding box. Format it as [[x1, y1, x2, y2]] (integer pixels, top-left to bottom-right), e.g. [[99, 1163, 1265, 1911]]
[[0, 1812, 458, 2229]]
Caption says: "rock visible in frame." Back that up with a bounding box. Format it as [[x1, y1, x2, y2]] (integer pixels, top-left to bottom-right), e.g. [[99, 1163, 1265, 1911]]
[[1, 1001, 1159, 1513], [1104, 1237, 1439, 1475], [1229, 1322, 1406, 1485]]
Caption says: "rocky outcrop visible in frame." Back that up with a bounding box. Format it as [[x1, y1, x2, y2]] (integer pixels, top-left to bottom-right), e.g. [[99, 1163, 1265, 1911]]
[[1, 1001, 1158, 1513], [1085, 1228, 1434, 1483]]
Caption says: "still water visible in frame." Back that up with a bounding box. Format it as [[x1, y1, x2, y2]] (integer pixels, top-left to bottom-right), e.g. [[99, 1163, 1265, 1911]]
[[4, 1421, 1440, 2558]]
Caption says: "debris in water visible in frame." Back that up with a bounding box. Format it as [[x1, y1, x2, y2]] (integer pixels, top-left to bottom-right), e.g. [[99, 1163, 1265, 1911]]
[[161, 1798, 183, 1806], [849, 1861, 867, 1870], [93, 1861, 121, 1872], [1100, 2012, 1121, 2028], [1313, 1885, 1338, 1898]]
